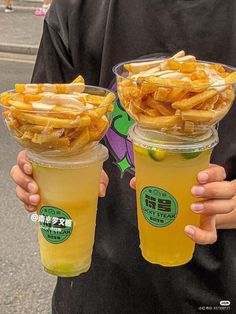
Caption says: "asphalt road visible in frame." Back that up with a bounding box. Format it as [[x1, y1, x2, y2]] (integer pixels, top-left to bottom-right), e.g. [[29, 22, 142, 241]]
[[0, 54, 56, 314]]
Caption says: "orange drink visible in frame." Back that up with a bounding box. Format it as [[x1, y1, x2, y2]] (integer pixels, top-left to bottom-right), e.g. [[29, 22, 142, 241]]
[[129, 125, 218, 266], [28, 144, 108, 276]]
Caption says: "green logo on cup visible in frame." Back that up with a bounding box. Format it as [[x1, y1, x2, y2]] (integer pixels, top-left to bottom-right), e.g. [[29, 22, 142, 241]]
[[140, 187, 178, 227], [39, 206, 73, 244]]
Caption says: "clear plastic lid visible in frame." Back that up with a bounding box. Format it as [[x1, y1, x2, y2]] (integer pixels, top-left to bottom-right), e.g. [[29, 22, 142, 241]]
[[27, 144, 108, 168], [128, 124, 218, 153]]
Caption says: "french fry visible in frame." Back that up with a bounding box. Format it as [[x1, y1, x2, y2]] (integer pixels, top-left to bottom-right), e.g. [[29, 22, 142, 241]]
[[70, 127, 90, 151], [141, 82, 159, 94], [124, 59, 163, 73], [145, 108, 160, 117], [166, 87, 188, 102], [95, 93, 116, 118], [181, 110, 215, 122], [172, 90, 218, 110], [85, 94, 106, 106], [15, 83, 85, 94], [180, 62, 197, 73], [19, 124, 54, 134], [5, 118, 20, 130], [195, 95, 219, 110], [153, 88, 170, 102], [144, 76, 191, 88], [183, 121, 195, 134], [21, 131, 34, 140], [89, 116, 109, 141], [155, 103, 175, 116], [24, 94, 42, 102], [32, 131, 62, 144], [12, 110, 91, 128], [72, 75, 85, 84], [8, 100, 33, 111], [138, 114, 181, 129]]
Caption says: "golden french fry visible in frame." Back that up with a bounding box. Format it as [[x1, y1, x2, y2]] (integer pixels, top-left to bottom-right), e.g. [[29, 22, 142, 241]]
[[181, 110, 215, 122], [214, 96, 227, 109], [224, 72, 236, 84], [172, 90, 218, 110], [65, 128, 81, 139], [107, 103, 114, 112], [85, 110, 99, 121], [15, 83, 85, 94], [138, 114, 181, 129], [122, 86, 141, 99], [124, 59, 163, 74], [180, 62, 197, 73], [144, 76, 191, 89], [165, 59, 181, 70], [70, 127, 90, 150], [166, 87, 188, 102], [183, 121, 195, 134], [21, 131, 34, 140], [48, 106, 84, 119], [223, 87, 235, 102], [24, 94, 42, 102], [72, 75, 85, 84], [189, 79, 209, 93], [195, 95, 219, 110], [153, 88, 170, 102], [19, 124, 54, 134], [95, 93, 115, 119], [141, 82, 159, 95], [12, 110, 91, 128], [89, 116, 109, 141], [145, 108, 160, 117], [155, 103, 175, 116], [5, 118, 20, 130], [32, 131, 62, 144], [8, 100, 33, 111], [86, 94, 106, 106]]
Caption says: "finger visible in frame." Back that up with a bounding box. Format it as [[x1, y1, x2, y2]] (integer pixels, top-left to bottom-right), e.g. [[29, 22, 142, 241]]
[[10, 165, 38, 193], [15, 186, 40, 207], [129, 177, 136, 190], [17, 150, 32, 175], [197, 165, 226, 184], [191, 181, 236, 199], [191, 199, 235, 215], [184, 215, 217, 245], [99, 170, 109, 198], [24, 204, 37, 213]]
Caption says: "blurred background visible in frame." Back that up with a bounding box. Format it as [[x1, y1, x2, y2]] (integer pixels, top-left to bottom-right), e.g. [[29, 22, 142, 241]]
[[0, 1, 56, 313]]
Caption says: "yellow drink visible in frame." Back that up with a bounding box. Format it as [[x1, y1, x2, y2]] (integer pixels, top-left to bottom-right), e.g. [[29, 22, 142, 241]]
[[28, 145, 108, 277], [129, 126, 218, 266]]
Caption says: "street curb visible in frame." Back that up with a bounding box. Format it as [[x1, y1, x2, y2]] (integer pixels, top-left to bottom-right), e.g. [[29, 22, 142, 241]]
[[0, 5, 39, 11], [0, 43, 38, 55]]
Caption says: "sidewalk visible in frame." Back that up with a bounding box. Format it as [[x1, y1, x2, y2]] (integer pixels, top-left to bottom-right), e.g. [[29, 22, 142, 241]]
[[0, 1, 44, 55]]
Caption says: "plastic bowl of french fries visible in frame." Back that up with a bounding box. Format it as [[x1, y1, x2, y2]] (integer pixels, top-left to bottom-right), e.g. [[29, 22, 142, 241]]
[[113, 51, 236, 137], [0, 78, 115, 156]]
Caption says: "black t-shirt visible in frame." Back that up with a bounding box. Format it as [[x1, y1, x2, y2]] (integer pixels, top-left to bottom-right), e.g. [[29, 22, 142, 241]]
[[32, 1, 236, 313]]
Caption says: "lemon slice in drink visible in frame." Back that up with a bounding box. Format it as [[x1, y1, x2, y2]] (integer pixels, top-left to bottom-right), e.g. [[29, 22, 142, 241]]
[[181, 152, 201, 159], [148, 148, 166, 161]]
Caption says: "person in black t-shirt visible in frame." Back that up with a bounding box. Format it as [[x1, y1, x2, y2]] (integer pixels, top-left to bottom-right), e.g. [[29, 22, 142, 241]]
[[9, 1, 236, 313]]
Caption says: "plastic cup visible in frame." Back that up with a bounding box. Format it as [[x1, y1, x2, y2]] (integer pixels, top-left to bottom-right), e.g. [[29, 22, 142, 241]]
[[129, 125, 218, 266], [27, 144, 108, 277]]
